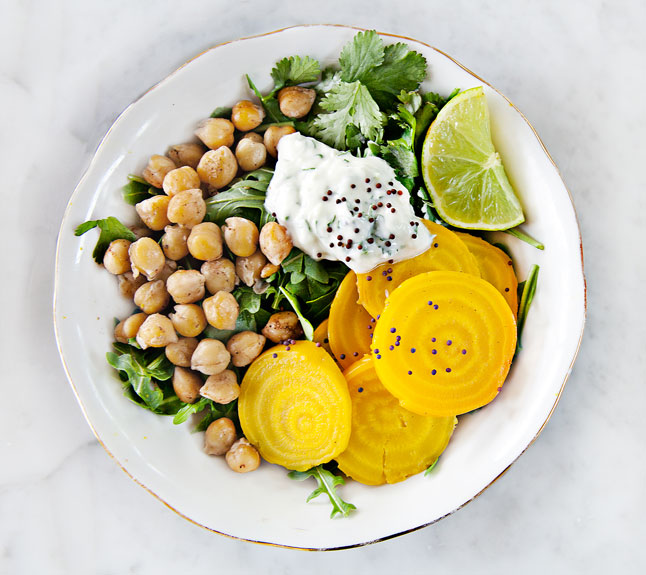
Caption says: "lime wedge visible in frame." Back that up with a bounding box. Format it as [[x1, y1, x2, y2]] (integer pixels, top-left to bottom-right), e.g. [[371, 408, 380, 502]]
[[421, 87, 524, 230]]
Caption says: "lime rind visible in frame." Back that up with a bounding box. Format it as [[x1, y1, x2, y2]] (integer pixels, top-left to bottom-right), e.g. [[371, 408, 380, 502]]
[[421, 87, 525, 231]]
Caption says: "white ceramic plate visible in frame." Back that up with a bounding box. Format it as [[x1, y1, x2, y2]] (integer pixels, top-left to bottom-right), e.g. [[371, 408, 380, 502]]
[[54, 25, 586, 549]]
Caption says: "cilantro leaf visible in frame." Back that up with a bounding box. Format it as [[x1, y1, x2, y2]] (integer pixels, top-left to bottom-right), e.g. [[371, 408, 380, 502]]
[[339, 29, 384, 82], [74, 216, 136, 263], [358, 43, 427, 108], [271, 55, 321, 90], [288, 465, 356, 519], [313, 81, 384, 149]]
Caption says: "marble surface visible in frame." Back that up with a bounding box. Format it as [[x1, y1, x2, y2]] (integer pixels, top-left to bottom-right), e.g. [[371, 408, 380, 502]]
[[1, 0, 644, 572]]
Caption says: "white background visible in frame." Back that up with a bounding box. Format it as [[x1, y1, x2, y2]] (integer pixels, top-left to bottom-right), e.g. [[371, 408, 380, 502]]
[[1, 0, 645, 573]]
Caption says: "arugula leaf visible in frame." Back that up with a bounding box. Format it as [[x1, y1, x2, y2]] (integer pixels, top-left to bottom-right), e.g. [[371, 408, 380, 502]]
[[204, 168, 274, 226], [313, 81, 384, 149], [246, 75, 291, 124], [203, 309, 259, 342], [288, 465, 356, 519], [195, 399, 240, 433], [121, 174, 164, 205], [339, 29, 385, 81], [516, 264, 539, 352], [75, 217, 136, 263], [279, 287, 314, 341], [173, 396, 211, 425], [210, 106, 232, 118], [271, 55, 321, 90], [424, 458, 439, 476], [503, 227, 545, 250], [107, 343, 180, 414], [106, 351, 164, 410]]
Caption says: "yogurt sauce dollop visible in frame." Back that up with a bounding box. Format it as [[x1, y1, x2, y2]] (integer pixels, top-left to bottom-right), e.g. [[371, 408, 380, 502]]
[[264, 133, 433, 274]]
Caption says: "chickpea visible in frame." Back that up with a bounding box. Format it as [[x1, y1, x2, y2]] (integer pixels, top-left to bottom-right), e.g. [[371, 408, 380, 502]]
[[235, 250, 267, 287], [260, 263, 280, 279], [136, 314, 178, 349], [129, 225, 153, 240], [278, 86, 316, 119], [129, 237, 166, 280], [194, 118, 235, 150], [165, 337, 199, 367], [150, 259, 177, 283], [167, 142, 206, 169], [114, 312, 148, 344], [197, 148, 238, 190], [169, 304, 207, 337], [187, 222, 223, 261], [166, 270, 205, 304], [259, 222, 293, 265], [167, 189, 206, 228], [264, 125, 296, 158], [103, 239, 132, 275], [162, 166, 201, 197], [261, 311, 303, 343], [242, 132, 263, 144], [200, 370, 240, 404], [172, 367, 203, 404], [203, 292, 239, 330], [225, 438, 260, 473], [226, 331, 266, 367], [204, 417, 237, 456], [201, 259, 237, 294], [117, 272, 146, 299], [222, 217, 259, 257], [135, 195, 171, 231], [231, 100, 265, 132], [161, 225, 190, 261], [191, 338, 231, 375], [235, 138, 267, 172], [142, 154, 176, 188], [133, 280, 170, 314]]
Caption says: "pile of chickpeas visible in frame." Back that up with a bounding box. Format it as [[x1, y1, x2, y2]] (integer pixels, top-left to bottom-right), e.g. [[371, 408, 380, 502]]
[[102, 86, 317, 473]]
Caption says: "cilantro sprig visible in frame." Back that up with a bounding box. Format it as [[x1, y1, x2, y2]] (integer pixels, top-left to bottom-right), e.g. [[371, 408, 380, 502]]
[[312, 30, 427, 150]]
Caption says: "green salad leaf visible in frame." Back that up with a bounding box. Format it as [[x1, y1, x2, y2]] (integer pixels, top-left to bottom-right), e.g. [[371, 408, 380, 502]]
[[121, 174, 164, 205], [75, 217, 136, 263], [314, 81, 385, 149], [210, 106, 233, 118], [205, 168, 275, 226], [271, 55, 321, 90], [344, 38, 427, 109], [107, 343, 178, 413], [516, 264, 540, 352], [288, 465, 356, 519]]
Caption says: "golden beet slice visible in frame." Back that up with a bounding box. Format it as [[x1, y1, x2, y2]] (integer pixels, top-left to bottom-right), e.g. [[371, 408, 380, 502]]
[[371, 271, 516, 417], [455, 232, 518, 317], [239, 341, 351, 471], [312, 318, 332, 355], [328, 271, 375, 369], [356, 220, 480, 318], [336, 357, 457, 485]]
